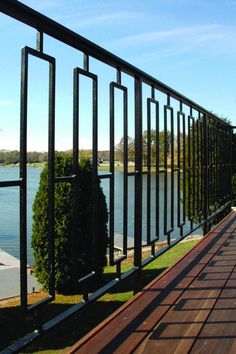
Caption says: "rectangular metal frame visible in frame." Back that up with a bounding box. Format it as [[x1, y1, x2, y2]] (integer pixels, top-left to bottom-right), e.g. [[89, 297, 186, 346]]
[[20, 46, 56, 310], [146, 98, 160, 245], [109, 81, 128, 266], [72, 67, 98, 282], [177, 110, 186, 233], [164, 104, 174, 242]]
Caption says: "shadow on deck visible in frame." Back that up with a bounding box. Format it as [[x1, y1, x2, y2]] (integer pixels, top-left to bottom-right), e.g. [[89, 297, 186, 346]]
[[69, 211, 236, 354]]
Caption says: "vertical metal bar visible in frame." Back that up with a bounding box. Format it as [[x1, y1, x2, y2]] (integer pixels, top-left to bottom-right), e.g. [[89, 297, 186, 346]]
[[170, 107, 174, 231], [200, 118, 204, 216], [36, 30, 43, 52], [213, 125, 217, 209], [163, 103, 174, 244], [223, 129, 226, 201], [91, 76, 98, 272], [72, 67, 79, 287], [108, 82, 128, 264], [134, 77, 142, 268], [221, 128, 224, 202], [224, 130, 228, 201], [226, 129, 229, 201], [203, 114, 209, 234], [146, 98, 151, 244], [117, 69, 121, 85], [146, 97, 159, 247], [164, 106, 168, 237], [212, 124, 214, 209], [48, 59, 56, 297], [177, 111, 181, 228], [151, 85, 155, 99], [123, 88, 128, 255], [222, 129, 226, 202], [187, 112, 191, 222], [73, 69, 79, 186], [182, 110, 186, 224], [155, 100, 160, 245], [215, 125, 219, 205], [109, 83, 115, 263], [211, 123, 214, 203], [192, 116, 195, 222], [224, 128, 227, 202], [229, 128, 233, 204], [208, 124, 212, 209], [226, 130, 229, 201], [83, 53, 89, 72], [196, 111, 202, 222], [218, 127, 221, 204], [195, 117, 200, 220], [219, 128, 223, 203], [20, 47, 28, 309], [212, 125, 215, 205], [116, 262, 121, 280]]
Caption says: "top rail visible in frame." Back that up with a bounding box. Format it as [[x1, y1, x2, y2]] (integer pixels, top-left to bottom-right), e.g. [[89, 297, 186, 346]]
[[0, 0, 231, 127]]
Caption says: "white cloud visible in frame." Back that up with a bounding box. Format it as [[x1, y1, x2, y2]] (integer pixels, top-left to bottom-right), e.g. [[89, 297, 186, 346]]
[[111, 25, 227, 45], [106, 24, 236, 58], [65, 11, 140, 30]]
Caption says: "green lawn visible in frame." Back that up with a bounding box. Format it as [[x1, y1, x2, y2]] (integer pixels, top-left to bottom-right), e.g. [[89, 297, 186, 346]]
[[0, 239, 199, 353]]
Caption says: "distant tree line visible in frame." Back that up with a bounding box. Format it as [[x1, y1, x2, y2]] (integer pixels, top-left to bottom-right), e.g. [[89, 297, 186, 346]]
[[0, 149, 111, 166], [0, 150, 48, 165], [115, 130, 172, 166]]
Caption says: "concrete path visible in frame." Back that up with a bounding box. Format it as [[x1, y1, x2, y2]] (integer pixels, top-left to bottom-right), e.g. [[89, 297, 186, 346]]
[[0, 248, 40, 300]]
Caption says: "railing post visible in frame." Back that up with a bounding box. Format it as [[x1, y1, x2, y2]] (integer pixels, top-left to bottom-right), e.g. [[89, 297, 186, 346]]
[[203, 114, 209, 234], [134, 77, 142, 275], [232, 128, 236, 206], [20, 47, 28, 310]]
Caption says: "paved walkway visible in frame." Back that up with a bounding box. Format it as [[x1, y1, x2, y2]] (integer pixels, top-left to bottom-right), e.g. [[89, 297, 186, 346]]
[[0, 249, 40, 300]]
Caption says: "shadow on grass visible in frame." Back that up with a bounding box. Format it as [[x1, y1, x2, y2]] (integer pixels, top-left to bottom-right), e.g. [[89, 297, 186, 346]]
[[102, 266, 167, 294], [0, 266, 168, 353], [23, 300, 125, 353]]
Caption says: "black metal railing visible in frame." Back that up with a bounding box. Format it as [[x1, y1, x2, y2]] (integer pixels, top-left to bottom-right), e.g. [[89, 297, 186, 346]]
[[0, 0, 234, 352]]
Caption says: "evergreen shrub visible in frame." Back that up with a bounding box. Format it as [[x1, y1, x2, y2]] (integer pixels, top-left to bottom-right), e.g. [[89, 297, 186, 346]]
[[32, 153, 108, 294]]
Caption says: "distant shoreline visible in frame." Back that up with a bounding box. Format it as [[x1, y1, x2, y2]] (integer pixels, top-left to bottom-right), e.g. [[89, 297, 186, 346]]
[[0, 163, 173, 173], [0, 162, 46, 168]]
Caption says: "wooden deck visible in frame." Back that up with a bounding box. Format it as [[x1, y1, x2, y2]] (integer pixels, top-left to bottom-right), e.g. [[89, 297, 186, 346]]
[[69, 211, 236, 354]]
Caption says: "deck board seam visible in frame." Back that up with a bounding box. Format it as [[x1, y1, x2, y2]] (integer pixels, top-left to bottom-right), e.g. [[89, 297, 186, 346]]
[[132, 219, 236, 353]]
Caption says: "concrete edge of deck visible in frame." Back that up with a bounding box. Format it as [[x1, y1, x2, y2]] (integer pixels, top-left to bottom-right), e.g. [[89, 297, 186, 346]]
[[0, 249, 41, 300], [0, 248, 20, 270]]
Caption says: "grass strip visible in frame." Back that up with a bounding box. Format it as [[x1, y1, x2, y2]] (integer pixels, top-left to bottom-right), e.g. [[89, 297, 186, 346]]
[[0, 239, 199, 353]]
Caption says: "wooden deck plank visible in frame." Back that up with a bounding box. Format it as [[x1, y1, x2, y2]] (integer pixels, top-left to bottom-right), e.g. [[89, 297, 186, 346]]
[[135, 224, 236, 353], [190, 265, 236, 353], [135, 267, 234, 353], [69, 212, 236, 354]]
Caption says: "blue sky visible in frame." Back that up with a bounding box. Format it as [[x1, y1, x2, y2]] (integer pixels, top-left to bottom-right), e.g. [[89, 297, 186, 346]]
[[0, 0, 236, 151]]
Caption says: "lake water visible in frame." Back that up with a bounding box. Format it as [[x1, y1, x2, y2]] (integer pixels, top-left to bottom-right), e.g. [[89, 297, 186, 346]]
[[0, 167, 197, 265]]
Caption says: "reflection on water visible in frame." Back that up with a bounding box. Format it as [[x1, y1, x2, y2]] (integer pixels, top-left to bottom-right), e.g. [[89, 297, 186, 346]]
[[0, 167, 41, 265], [0, 167, 197, 265]]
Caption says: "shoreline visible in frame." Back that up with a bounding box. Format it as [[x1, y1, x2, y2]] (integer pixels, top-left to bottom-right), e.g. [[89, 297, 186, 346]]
[[0, 163, 174, 172]]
